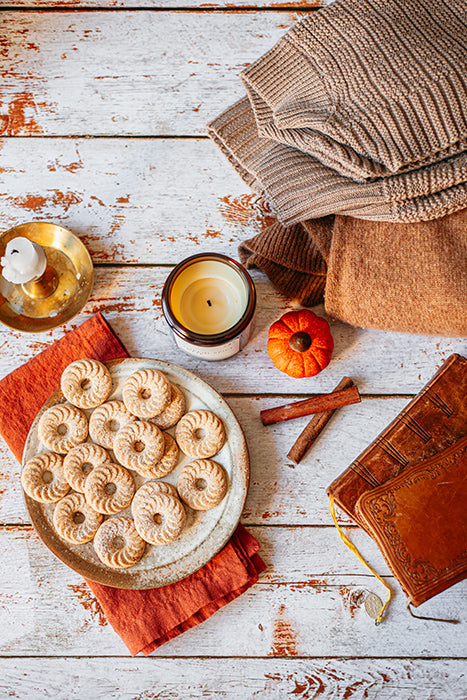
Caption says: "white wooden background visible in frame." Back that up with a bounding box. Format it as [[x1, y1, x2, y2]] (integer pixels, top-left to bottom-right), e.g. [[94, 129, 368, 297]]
[[0, 3, 466, 699]]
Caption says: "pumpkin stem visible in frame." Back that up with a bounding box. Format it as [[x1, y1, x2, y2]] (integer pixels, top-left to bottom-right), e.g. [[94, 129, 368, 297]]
[[289, 331, 312, 353]]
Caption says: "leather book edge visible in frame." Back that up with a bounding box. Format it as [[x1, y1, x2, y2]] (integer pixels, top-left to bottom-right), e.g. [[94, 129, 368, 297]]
[[326, 353, 464, 524], [355, 437, 467, 606]]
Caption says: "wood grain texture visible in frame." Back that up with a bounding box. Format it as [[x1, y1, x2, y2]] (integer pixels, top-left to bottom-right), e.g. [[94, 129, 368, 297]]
[[0, 137, 272, 263], [0, 270, 463, 395], [0, 525, 466, 657], [0, 657, 466, 699], [0, 11, 299, 136]]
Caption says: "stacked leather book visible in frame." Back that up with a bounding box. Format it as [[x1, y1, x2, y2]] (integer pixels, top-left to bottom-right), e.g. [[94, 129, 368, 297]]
[[327, 354, 467, 612]]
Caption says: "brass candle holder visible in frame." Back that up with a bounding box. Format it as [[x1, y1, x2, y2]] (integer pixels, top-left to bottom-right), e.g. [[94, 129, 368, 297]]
[[0, 222, 94, 332]]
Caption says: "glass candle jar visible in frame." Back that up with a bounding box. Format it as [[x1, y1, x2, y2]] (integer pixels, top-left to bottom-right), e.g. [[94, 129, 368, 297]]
[[162, 253, 256, 360]]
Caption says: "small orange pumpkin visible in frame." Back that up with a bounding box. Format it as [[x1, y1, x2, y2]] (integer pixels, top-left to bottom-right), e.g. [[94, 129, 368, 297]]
[[267, 309, 334, 378]]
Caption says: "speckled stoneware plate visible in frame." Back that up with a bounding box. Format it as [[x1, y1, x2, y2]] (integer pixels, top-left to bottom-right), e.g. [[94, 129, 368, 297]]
[[22, 358, 250, 588]]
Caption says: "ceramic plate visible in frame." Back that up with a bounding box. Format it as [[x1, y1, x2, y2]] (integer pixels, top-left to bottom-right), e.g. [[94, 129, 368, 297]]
[[22, 358, 249, 588]]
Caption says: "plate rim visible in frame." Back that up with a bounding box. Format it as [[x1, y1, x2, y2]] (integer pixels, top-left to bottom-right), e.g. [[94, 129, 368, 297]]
[[22, 357, 250, 589]]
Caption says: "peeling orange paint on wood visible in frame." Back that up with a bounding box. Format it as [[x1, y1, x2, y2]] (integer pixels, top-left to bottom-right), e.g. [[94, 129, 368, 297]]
[[218, 194, 276, 232], [290, 579, 328, 593], [68, 582, 108, 626], [2, 93, 45, 136], [9, 190, 82, 212], [271, 603, 298, 656]]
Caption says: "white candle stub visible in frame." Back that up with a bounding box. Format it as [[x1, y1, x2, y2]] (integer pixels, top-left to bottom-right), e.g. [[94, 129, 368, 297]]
[[0, 237, 47, 284], [171, 260, 248, 335]]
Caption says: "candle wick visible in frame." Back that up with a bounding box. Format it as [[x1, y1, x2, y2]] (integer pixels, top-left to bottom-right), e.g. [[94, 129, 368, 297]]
[[207, 300, 212, 307]]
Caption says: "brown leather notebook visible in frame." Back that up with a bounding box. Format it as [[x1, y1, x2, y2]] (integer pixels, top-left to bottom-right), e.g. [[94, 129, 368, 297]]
[[327, 353, 467, 529], [354, 437, 467, 607]]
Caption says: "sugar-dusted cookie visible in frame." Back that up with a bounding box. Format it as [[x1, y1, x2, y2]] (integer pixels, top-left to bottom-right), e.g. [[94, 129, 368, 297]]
[[89, 400, 135, 450], [122, 368, 171, 418], [84, 462, 135, 515], [63, 442, 112, 493], [53, 492, 103, 544], [21, 452, 70, 503], [93, 516, 145, 568], [61, 358, 112, 409], [177, 459, 228, 511], [113, 420, 165, 475], [38, 403, 88, 454], [175, 410, 225, 459], [131, 482, 186, 545]]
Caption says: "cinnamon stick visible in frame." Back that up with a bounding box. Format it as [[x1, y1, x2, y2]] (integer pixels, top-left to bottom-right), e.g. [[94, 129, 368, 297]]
[[260, 385, 360, 426], [287, 376, 354, 464]]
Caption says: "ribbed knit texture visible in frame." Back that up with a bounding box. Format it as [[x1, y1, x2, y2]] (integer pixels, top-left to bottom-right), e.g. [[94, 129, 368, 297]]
[[207, 0, 467, 224], [242, 0, 467, 181], [238, 218, 331, 306], [240, 210, 467, 336]]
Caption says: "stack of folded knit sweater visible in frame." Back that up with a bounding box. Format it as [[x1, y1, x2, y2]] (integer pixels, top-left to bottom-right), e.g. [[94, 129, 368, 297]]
[[208, 0, 467, 336]]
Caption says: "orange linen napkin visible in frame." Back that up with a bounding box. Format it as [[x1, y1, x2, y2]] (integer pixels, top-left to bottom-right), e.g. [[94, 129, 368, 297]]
[[0, 313, 265, 655]]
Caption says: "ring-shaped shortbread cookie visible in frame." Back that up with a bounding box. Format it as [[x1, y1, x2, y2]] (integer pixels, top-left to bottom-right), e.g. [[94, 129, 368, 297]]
[[122, 368, 171, 418], [175, 410, 225, 459], [133, 432, 179, 479], [177, 459, 228, 511], [150, 384, 186, 429], [84, 462, 135, 514], [113, 420, 165, 475], [21, 452, 70, 503], [89, 400, 135, 450], [93, 516, 145, 569], [63, 442, 112, 493], [131, 484, 186, 545], [53, 492, 103, 544], [38, 404, 88, 454], [61, 359, 112, 409]]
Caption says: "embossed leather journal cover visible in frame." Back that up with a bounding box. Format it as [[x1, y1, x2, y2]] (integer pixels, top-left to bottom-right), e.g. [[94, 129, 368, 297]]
[[354, 437, 467, 606], [327, 354, 467, 528]]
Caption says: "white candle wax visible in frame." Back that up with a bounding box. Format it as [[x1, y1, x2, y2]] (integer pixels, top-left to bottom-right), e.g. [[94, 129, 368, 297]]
[[170, 260, 248, 335], [1, 237, 47, 284]]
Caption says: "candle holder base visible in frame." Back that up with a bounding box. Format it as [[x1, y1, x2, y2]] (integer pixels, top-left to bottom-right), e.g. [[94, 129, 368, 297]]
[[22, 266, 59, 300], [0, 222, 94, 333]]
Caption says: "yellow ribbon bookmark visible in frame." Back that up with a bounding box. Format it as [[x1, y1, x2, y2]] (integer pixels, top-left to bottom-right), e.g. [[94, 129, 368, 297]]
[[329, 494, 391, 625]]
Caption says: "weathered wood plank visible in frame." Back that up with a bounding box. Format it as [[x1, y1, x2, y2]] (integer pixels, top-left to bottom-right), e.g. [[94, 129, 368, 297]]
[[0, 269, 463, 396], [0, 657, 466, 700], [1, 523, 394, 583], [0, 526, 465, 657], [0, 0, 329, 7], [0, 137, 271, 263], [0, 11, 299, 136], [0, 392, 462, 526]]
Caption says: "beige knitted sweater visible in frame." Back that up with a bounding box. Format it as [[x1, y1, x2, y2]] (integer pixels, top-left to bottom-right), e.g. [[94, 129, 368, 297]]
[[208, 0, 467, 223]]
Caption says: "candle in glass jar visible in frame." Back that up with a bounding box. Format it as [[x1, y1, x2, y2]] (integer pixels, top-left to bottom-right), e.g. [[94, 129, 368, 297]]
[[172, 260, 247, 334], [162, 253, 256, 360], [0, 237, 47, 284]]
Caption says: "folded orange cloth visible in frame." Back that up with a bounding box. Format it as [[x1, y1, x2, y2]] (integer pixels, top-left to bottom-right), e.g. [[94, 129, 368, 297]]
[[0, 313, 265, 655]]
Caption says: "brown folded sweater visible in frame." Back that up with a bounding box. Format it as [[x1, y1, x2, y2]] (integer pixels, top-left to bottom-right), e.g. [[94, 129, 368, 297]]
[[239, 210, 467, 337]]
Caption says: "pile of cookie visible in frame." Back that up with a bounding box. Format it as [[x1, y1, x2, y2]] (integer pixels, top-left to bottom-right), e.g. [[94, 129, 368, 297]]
[[21, 359, 229, 570]]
